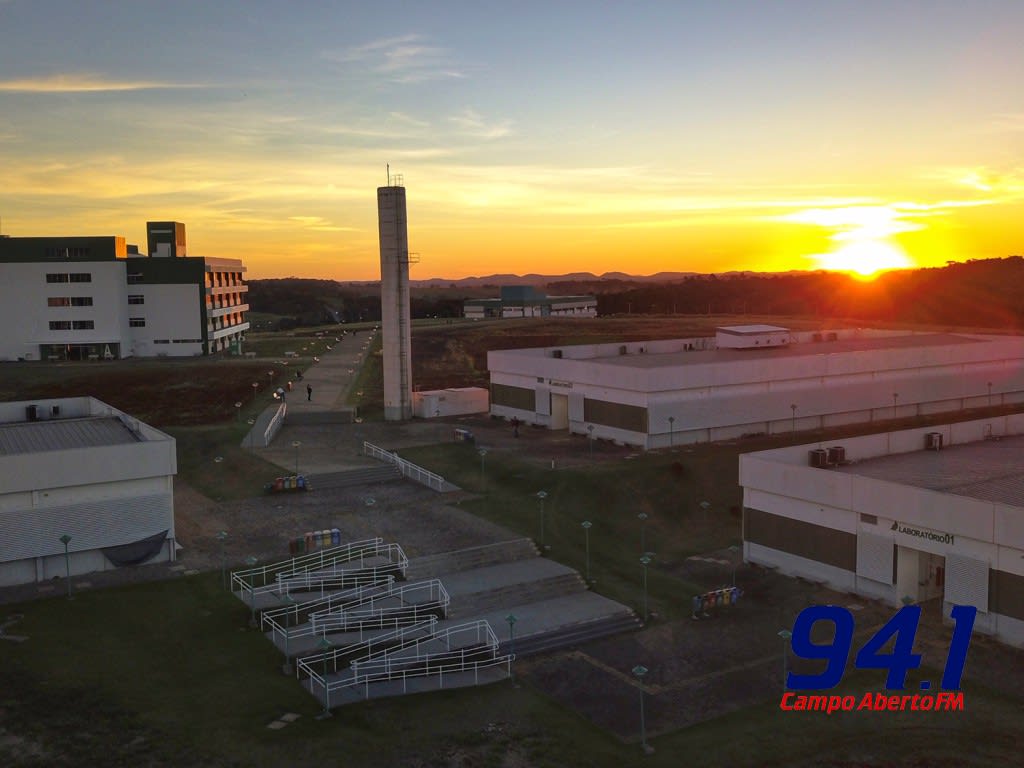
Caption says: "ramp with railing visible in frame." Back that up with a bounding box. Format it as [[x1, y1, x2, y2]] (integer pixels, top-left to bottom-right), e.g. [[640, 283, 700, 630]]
[[262, 578, 448, 659], [231, 538, 408, 611], [300, 620, 511, 709]]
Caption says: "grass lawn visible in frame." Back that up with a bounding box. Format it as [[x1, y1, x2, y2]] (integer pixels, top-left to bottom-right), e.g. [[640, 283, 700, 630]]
[[4, 574, 1021, 767], [398, 442, 745, 621]]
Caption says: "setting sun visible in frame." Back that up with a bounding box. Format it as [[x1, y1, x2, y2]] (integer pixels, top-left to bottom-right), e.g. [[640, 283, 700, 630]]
[[815, 238, 913, 279]]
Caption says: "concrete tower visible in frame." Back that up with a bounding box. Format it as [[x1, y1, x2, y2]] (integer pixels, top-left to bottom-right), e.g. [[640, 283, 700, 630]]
[[378, 177, 413, 421]]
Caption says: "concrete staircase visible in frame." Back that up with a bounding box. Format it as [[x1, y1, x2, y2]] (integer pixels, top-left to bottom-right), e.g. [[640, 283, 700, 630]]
[[450, 571, 586, 619], [310, 465, 402, 489], [499, 610, 642, 657], [406, 539, 538, 581]]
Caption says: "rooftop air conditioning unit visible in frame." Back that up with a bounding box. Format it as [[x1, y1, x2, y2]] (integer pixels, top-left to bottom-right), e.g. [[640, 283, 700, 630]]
[[812, 333, 823, 342], [827, 446, 846, 465], [619, 345, 627, 355], [26, 404, 39, 421], [808, 448, 829, 468], [551, 349, 563, 359], [926, 432, 943, 451]]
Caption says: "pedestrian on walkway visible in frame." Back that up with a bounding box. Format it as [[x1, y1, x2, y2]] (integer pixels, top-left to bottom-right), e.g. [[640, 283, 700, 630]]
[[307, 384, 312, 401]]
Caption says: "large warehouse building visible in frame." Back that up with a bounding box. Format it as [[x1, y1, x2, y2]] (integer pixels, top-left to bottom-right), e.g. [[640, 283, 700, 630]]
[[487, 325, 1024, 449], [0, 221, 249, 360], [0, 397, 177, 587], [740, 415, 1024, 645]]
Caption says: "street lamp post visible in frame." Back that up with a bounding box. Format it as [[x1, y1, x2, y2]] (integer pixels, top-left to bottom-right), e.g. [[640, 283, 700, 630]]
[[59, 534, 72, 599], [478, 447, 488, 491], [317, 636, 333, 718], [640, 554, 652, 623], [281, 594, 296, 675], [637, 512, 648, 555], [790, 403, 797, 433], [247, 418, 255, 451], [234, 401, 242, 421], [245, 555, 258, 627], [778, 629, 793, 690], [587, 425, 594, 456], [988, 381, 993, 407], [506, 613, 517, 682], [632, 665, 652, 754], [699, 500, 710, 524], [252, 382, 259, 402], [581, 521, 592, 582], [893, 392, 899, 418], [292, 440, 302, 475], [667, 416, 675, 448], [216, 530, 228, 589], [536, 491, 548, 550]]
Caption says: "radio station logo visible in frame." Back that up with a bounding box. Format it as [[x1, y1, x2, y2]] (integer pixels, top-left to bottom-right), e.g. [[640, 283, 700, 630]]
[[778, 604, 975, 713]]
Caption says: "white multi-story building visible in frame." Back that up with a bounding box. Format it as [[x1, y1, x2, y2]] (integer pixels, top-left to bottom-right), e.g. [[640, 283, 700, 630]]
[[0, 396, 177, 587], [0, 221, 249, 360], [487, 325, 1024, 449], [740, 415, 1024, 646]]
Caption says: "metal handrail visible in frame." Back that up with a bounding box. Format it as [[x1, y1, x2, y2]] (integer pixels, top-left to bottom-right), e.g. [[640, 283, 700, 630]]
[[261, 578, 394, 639], [309, 578, 449, 628], [363, 441, 446, 492], [231, 537, 387, 598], [296, 618, 439, 681]]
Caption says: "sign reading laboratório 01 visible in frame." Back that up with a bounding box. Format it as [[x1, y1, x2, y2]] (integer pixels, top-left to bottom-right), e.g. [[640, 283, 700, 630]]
[[779, 604, 974, 714]]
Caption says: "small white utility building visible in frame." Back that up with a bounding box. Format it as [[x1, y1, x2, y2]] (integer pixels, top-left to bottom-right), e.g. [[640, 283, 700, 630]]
[[0, 397, 177, 587], [740, 414, 1024, 646]]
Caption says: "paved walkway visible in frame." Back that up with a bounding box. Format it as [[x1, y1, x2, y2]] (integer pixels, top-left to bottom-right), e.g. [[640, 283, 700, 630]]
[[241, 329, 378, 464]]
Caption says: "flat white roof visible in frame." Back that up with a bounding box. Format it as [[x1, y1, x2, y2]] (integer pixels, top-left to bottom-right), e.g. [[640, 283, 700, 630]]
[[591, 332, 981, 369], [0, 417, 140, 456], [833, 435, 1024, 509], [717, 324, 790, 334]]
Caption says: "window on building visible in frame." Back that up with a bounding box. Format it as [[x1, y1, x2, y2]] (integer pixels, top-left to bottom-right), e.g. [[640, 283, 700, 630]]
[[129, 318, 146, 327], [72, 320, 94, 329], [127, 273, 143, 284], [46, 273, 70, 283], [70, 297, 93, 306], [69, 273, 92, 283], [48, 320, 72, 330], [44, 247, 92, 259], [154, 339, 170, 344], [47, 297, 71, 307], [128, 295, 145, 305]]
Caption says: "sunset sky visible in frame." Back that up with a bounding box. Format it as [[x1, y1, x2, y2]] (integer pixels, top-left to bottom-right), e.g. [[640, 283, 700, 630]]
[[1, 1, 1021, 281]]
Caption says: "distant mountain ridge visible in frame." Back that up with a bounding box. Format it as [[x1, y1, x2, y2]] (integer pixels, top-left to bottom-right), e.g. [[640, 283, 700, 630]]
[[402, 270, 779, 286]]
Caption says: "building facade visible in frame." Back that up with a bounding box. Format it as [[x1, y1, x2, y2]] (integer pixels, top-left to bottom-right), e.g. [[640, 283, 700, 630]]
[[464, 286, 597, 320], [0, 222, 249, 360], [0, 396, 177, 587], [740, 415, 1024, 646], [488, 326, 1024, 449]]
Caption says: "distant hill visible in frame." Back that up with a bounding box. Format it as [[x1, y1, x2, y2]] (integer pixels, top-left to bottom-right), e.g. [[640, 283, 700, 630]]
[[247, 257, 1024, 330]]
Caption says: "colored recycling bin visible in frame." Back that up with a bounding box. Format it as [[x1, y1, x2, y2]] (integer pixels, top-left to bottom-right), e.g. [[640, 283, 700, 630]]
[[331, 528, 341, 546]]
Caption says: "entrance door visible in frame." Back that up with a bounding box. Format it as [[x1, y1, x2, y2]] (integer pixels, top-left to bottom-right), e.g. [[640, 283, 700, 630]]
[[551, 393, 569, 429]]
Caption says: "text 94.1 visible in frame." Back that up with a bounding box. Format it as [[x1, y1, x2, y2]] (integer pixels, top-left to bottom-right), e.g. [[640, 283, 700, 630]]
[[785, 604, 976, 691]]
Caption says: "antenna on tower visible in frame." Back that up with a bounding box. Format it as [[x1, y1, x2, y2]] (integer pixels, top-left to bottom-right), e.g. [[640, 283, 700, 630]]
[[387, 163, 390, 185]]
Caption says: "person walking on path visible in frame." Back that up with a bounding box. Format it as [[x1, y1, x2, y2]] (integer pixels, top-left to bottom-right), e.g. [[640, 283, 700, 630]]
[[306, 384, 312, 401]]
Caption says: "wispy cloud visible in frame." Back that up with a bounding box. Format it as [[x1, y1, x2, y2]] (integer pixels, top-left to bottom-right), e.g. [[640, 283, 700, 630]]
[[448, 108, 512, 139], [925, 165, 1024, 199], [388, 111, 430, 129], [321, 34, 465, 83], [0, 73, 205, 93], [983, 113, 1024, 134]]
